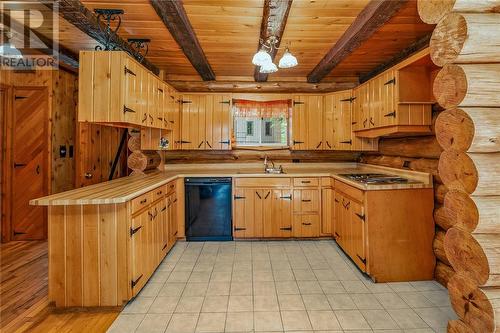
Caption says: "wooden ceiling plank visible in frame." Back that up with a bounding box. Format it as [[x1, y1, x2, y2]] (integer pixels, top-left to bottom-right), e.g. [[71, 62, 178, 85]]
[[307, 0, 410, 83], [150, 0, 215, 81], [254, 0, 293, 82], [45, 0, 159, 74], [359, 32, 431, 83]]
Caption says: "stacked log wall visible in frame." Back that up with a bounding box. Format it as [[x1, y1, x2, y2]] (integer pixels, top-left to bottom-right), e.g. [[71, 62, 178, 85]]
[[416, 1, 500, 331]]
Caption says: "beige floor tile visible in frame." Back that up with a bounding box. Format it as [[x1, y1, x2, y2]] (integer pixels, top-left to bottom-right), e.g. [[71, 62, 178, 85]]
[[230, 281, 253, 295], [361, 309, 399, 330], [123, 297, 154, 314], [341, 280, 370, 294], [327, 293, 357, 310], [278, 294, 305, 310], [225, 311, 254, 332], [388, 308, 429, 329], [297, 280, 323, 294], [189, 272, 211, 283], [135, 314, 171, 333], [293, 269, 316, 281], [183, 282, 209, 297], [149, 296, 180, 314], [139, 282, 164, 297], [166, 313, 199, 333], [387, 282, 417, 293], [228, 295, 253, 312], [201, 295, 229, 312], [302, 294, 331, 311], [107, 314, 145, 333], [362, 281, 393, 293], [253, 281, 276, 295], [232, 270, 252, 282], [273, 269, 295, 281], [211, 271, 232, 282], [253, 270, 274, 282], [335, 309, 371, 330], [175, 296, 204, 313], [253, 260, 272, 271], [254, 295, 279, 312], [313, 269, 338, 281], [319, 280, 346, 294], [159, 282, 186, 297], [254, 311, 283, 332], [350, 293, 383, 310], [307, 310, 341, 330], [398, 292, 434, 308], [271, 260, 291, 271], [168, 271, 191, 283], [195, 312, 226, 332], [206, 281, 230, 295], [413, 307, 450, 329], [281, 310, 312, 331], [374, 293, 409, 309], [410, 281, 444, 292], [276, 280, 300, 294], [420, 290, 451, 307], [149, 271, 171, 283]]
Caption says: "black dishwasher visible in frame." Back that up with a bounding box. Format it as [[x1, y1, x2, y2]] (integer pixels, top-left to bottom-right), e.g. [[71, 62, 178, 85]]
[[185, 177, 232, 241]]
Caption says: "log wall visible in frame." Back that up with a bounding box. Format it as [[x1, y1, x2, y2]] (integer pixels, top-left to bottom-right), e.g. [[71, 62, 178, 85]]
[[416, 1, 500, 331]]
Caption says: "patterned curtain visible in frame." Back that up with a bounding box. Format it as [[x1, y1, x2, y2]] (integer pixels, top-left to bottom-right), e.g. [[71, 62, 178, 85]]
[[233, 99, 291, 118]]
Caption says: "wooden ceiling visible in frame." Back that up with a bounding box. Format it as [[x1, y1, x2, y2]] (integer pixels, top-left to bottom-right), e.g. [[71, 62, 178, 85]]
[[17, 0, 433, 90]]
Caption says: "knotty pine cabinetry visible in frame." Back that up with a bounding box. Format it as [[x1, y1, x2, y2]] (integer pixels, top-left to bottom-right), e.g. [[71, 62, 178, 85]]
[[332, 179, 435, 282], [353, 49, 436, 138], [290, 95, 324, 150], [47, 180, 179, 307]]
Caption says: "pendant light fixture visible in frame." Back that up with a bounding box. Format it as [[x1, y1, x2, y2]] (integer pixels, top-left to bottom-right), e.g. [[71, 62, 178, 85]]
[[251, 36, 297, 74]]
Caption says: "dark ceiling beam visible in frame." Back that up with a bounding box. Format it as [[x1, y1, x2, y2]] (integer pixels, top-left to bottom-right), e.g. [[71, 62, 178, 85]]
[[307, 0, 409, 83], [254, 0, 293, 82], [44, 0, 159, 75], [150, 0, 215, 81], [359, 33, 431, 83]]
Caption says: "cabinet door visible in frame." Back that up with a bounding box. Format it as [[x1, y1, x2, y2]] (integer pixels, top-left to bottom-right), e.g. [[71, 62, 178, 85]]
[[130, 210, 147, 296], [332, 91, 353, 150], [380, 69, 397, 127], [306, 95, 324, 150], [291, 96, 307, 150], [352, 86, 363, 132], [168, 193, 178, 246], [333, 191, 345, 248], [272, 189, 293, 237], [294, 214, 320, 238], [181, 94, 206, 150], [123, 57, 141, 125], [321, 188, 333, 236], [293, 189, 320, 213], [170, 91, 181, 150], [233, 188, 255, 238], [156, 81, 166, 129], [160, 197, 169, 258], [350, 200, 366, 271], [323, 94, 335, 150], [369, 76, 382, 128], [261, 189, 273, 237], [146, 74, 157, 128], [205, 95, 232, 150]]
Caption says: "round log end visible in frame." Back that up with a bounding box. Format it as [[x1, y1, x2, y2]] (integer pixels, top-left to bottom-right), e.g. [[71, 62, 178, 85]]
[[443, 190, 479, 232], [444, 228, 490, 286], [128, 136, 142, 153], [435, 108, 474, 152], [438, 150, 478, 194], [417, 0, 456, 24], [430, 13, 467, 67], [433, 65, 467, 109], [448, 319, 475, 333]]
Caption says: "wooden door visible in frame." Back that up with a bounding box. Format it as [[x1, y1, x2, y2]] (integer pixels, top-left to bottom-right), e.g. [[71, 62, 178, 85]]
[[160, 197, 169, 258], [321, 188, 333, 236], [271, 189, 292, 237], [10, 88, 48, 240], [291, 96, 307, 150], [131, 210, 147, 296], [323, 94, 335, 150], [205, 95, 231, 150], [333, 191, 344, 247], [332, 91, 353, 150], [181, 94, 206, 150], [233, 188, 254, 238], [168, 193, 178, 246], [352, 84, 378, 152], [350, 200, 366, 271], [380, 69, 397, 127], [369, 76, 382, 128], [123, 57, 141, 125]]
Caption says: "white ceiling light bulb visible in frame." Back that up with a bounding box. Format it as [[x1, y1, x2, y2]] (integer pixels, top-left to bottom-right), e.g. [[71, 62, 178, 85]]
[[252, 49, 272, 66], [0, 31, 22, 59], [278, 48, 298, 68], [259, 61, 278, 74]]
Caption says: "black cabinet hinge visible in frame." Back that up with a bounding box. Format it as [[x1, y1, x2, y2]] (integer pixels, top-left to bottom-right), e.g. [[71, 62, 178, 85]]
[[124, 66, 136, 76], [181, 100, 192, 104], [355, 213, 365, 221], [15, 95, 27, 100], [280, 195, 292, 200], [280, 226, 292, 231], [13, 230, 27, 236], [356, 254, 367, 264], [131, 274, 143, 288], [383, 111, 396, 118], [130, 226, 142, 236], [123, 106, 136, 113], [293, 140, 304, 145], [234, 195, 246, 200], [293, 101, 304, 105], [234, 227, 246, 231], [384, 77, 396, 86], [340, 140, 352, 145], [340, 97, 356, 103]]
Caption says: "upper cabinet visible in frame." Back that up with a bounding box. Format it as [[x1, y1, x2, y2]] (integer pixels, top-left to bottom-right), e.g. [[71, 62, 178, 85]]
[[352, 49, 437, 138], [291, 95, 324, 150]]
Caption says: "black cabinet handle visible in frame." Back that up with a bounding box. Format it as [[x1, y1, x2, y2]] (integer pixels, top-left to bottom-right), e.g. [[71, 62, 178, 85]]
[[174, 231, 178, 236], [280, 195, 292, 200], [384, 111, 396, 118], [334, 199, 339, 203], [158, 88, 164, 93], [326, 141, 332, 148], [36, 165, 40, 174], [14, 162, 27, 168], [220, 100, 231, 104], [123, 106, 136, 113], [161, 206, 167, 212], [363, 119, 368, 127], [301, 180, 311, 184], [355, 213, 365, 221], [264, 191, 271, 199], [219, 140, 230, 145], [234, 227, 246, 231], [162, 243, 168, 250], [197, 141, 204, 148], [124, 66, 136, 76], [293, 140, 304, 145], [149, 114, 154, 124], [130, 226, 142, 236], [334, 232, 340, 238], [255, 192, 262, 199], [142, 113, 147, 123], [340, 140, 352, 145], [234, 195, 246, 200], [369, 117, 375, 126], [131, 274, 143, 288], [316, 141, 322, 149], [356, 254, 367, 264], [302, 199, 311, 202], [302, 222, 312, 226], [280, 226, 292, 231], [384, 77, 396, 85], [140, 198, 147, 204]]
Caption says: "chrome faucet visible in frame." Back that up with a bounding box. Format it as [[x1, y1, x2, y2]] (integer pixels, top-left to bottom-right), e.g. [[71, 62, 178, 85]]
[[264, 155, 283, 174]]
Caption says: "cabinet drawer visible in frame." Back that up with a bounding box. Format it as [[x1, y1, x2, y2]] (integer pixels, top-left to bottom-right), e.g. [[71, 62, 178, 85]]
[[293, 189, 320, 213], [235, 177, 291, 187], [166, 181, 176, 195], [293, 177, 319, 187], [131, 192, 151, 214], [334, 179, 364, 203], [294, 214, 320, 238], [152, 186, 166, 202], [321, 177, 333, 187]]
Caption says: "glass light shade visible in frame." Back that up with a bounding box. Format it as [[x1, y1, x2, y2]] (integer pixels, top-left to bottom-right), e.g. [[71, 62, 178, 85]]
[[259, 61, 278, 74], [252, 49, 272, 66], [278, 50, 298, 68], [0, 42, 23, 59]]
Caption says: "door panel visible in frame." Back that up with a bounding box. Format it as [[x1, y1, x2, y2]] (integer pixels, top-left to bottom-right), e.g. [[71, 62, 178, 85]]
[[291, 96, 307, 150], [351, 200, 366, 271], [11, 88, 48, 240], [206, 95, 231, 150], [293, 189, 319, 213], [332, 91, 353, 150], [181, 95, 206, 150], [131, 211, 147, 296], [306, 95, 323, 150], [321, 188, 333, 235], [323, 95, 334, 150], [295, 214, 320, 238]]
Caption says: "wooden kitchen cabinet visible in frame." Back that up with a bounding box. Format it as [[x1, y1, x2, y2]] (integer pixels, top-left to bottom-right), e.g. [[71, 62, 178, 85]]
[[291, 95, 324, 150], [269, 189, 293, 237], [293, 214, 320, 238], [233, 188, 270, 238], [167, 191, 178, 247], [180, 94, 207, 149], [321, 185, 333, 236], [293, 189, 320, 213], [130, 208, 149, 296]]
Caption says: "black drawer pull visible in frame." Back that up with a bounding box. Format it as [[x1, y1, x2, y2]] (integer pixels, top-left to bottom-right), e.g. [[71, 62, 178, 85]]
[[264, 191, 271, 199], [131, 274, 143, 288], [293, 140, 304, 145], [234, 195, 246, 200], [280, 195, 292, 200], [123, 106, 136, 113], [301, 180, 311, 184], [140, 198, 147, 204], [384, 111, 396, 118], [255, 192, 262, 199], [280, 226, 292, 231], [302, 222, 312, 226], [14, 162, 27, 168], [130, 226, 142, 236], [162, 243, 168, 250], [219, 140, 230, 145], [356, 254, 367, 264], [157, 190, 162, 195], [124, 66, 136, 76], [340, 140, 352, 144], [234, 227, 246, 231], [355, 213, 365, 221], [302, 199, 311, 202]]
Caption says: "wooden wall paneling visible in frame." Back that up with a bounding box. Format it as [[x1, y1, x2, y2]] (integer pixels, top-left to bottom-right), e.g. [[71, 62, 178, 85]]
[[48, 205, 66, 306], [82, 204, 99, 306], [65, 205, 83, 306]]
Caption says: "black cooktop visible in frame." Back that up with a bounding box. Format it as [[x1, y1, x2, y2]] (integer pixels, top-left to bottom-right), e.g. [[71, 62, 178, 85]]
[[339, 173, 418, 184]]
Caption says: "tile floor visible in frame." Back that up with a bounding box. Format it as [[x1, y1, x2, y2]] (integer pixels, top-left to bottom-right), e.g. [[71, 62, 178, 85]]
[[108, 240, 455, 333]]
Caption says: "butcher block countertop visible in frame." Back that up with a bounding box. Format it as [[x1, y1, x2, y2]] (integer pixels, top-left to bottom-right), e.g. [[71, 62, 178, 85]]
[[31, 163, 433, 206]]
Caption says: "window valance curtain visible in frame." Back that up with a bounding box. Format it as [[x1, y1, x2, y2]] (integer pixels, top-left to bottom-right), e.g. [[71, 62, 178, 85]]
[[233, 99, 291, 118]]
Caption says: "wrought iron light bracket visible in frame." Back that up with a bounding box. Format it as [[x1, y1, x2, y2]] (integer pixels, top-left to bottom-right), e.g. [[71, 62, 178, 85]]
[[259, 36, 281, 52], [94, 8, 124, 51], [128, 38, 151, 63]]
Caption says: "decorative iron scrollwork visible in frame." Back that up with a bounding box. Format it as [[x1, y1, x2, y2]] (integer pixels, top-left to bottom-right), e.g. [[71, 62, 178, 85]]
[[94, 8, 124, 51], [128, 38, 151, 63]]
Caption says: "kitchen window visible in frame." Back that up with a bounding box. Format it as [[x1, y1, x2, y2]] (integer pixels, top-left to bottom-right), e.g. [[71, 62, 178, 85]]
[[233, 99, 290, 147]]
